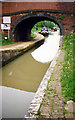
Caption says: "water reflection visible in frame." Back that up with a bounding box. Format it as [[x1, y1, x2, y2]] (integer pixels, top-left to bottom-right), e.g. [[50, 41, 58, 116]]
[[2, 48, 49, 92], [31, 30, 60, 63], [2, 46, 49, 118], [2, 86, 35, 118]]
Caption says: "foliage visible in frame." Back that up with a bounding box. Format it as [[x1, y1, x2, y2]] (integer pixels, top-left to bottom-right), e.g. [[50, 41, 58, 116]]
[[51, 99, 54, 113], [31, 20, 56, 38], [0, 34, 14, 46], [35, 110, 40, 115], [62, 22, 65, 25], [72, 24, 75, 27], [58, 15, 64, 20], [34, 20, 55, 28], [61, 33, 75, 101], [63, 108, 68, 116], [31, 28, 37, 38]]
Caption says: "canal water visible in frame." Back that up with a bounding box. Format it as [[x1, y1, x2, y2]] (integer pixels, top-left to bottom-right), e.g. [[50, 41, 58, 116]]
[[1, 30, 60, 118], [2, 45, 50, 118]]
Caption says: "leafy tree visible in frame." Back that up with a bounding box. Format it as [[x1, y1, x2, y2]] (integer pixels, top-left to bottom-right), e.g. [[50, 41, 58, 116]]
[[34, 20, 55, 29]]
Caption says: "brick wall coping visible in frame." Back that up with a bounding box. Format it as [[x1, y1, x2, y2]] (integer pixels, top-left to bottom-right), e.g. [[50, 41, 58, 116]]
[[0, 9, 74, 17]]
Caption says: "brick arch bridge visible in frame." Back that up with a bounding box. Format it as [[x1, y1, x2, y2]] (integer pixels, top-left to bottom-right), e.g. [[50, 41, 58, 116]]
[[11, 12, 64, 41], [1, 2, 75, 42]]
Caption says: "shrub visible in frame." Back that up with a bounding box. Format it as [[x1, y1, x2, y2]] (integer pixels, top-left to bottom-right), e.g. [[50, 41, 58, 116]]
[[0, 34, 14, 46]]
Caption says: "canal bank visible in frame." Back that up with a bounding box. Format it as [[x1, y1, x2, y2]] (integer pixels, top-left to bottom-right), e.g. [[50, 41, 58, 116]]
[[26, 49, 62, 118], [0, 32, 44, 67], [24, 30, 64, 117], [1, 32, 48, 118], [26, 49, 74, 119], [1, 31, 65, 118]]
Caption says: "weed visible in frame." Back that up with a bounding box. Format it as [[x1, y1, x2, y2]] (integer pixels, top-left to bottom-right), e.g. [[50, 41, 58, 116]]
[[47, 85, 49, 90], [47, 91, 51, 95], [62, 22, 65, 25], [58, 15, 65, 19], [46, 102, 48, 105], [53, 89, 56, 94], [49, 88, 56, 94], [63, 108, 68, 116], [51, 99, 54, 113], [70, 112, 75, 114], [35, 110, 41, 115], [47, 96, 50, 100], [49, 113, 53, 117], [72, 24, 75, 27], [48, 78, 51, 83], [50, 88, 53, 91], [58, 97, 61, 100]]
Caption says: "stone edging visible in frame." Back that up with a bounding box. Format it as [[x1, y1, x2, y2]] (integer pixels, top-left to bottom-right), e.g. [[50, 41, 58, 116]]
[[0, 33, 44, 67], [25, 49, 61, 118]]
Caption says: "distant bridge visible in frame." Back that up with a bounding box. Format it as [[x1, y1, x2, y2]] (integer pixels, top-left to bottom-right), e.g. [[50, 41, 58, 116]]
[[0, 2, 75, 41]]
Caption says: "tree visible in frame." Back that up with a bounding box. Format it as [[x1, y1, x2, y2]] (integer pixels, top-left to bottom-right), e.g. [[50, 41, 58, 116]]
[[34, 20, 55, 28]]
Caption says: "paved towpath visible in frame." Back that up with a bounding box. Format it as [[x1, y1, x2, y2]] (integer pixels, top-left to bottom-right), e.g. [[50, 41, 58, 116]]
[[0, 32, 44, 52], [38, 50, 74, 119]]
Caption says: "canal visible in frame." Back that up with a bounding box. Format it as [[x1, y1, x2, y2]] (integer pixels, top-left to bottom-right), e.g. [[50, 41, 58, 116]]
[[2, 44, 50, 118], [1, 30, 60, 118]]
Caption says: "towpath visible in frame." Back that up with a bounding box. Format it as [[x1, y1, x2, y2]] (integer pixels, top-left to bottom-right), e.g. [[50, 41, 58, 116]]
[[38, 50, 74, 119], [0, 32, 44, 52]]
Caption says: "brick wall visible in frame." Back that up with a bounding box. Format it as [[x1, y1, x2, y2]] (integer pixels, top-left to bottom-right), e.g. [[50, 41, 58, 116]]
[[2, 2, 74, 14], [1, 2, 75, 38], [10, 12, 74, 35]]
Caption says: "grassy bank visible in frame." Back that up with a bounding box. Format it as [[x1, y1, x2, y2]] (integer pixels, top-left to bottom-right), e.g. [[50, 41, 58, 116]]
[[0, 34, 14, 46], [61, 33, 75, 101], [31, 28, 37, 38], [31, 27, 41, 38]]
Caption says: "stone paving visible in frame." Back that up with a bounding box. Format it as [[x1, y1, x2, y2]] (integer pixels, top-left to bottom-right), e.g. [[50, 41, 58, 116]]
[[39, 50, 65, 118], [38, 50, 74, 119], [0, 32, 44, 52]]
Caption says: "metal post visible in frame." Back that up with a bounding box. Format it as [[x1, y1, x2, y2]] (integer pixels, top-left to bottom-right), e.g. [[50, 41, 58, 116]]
[[8, 30, 10, 39]]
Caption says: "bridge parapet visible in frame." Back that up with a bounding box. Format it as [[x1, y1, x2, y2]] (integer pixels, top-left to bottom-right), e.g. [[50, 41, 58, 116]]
[[0, 2, 75, 41], [2, 2, 74, 14]]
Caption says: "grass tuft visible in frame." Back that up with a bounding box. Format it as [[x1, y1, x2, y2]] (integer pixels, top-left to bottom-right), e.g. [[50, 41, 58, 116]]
[[35, 110, 41, 115]]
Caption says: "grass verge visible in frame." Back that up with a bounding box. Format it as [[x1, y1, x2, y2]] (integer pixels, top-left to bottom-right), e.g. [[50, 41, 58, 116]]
[[0, 34, 14, 46], [60, 33, 75, 101]]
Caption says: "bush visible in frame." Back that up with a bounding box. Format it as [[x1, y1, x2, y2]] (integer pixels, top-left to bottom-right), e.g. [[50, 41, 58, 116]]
[[0, 34, 14, 46]]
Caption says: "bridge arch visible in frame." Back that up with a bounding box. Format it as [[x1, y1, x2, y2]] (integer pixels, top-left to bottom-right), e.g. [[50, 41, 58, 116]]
[[11, 13, 64, 42]]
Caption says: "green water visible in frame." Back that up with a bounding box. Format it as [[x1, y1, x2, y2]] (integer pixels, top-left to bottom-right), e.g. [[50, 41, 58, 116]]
[[2, 47, 49, 92], [1, 42, 50, 118]]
